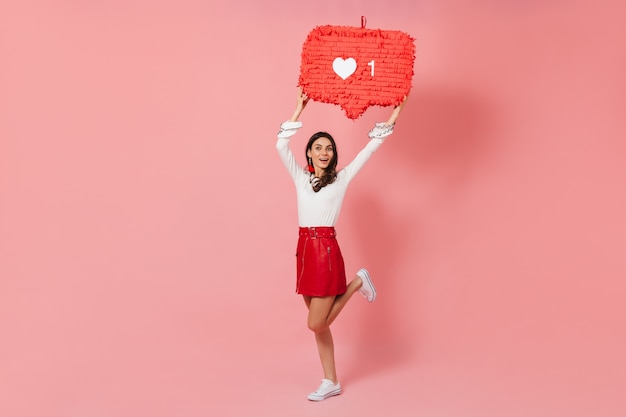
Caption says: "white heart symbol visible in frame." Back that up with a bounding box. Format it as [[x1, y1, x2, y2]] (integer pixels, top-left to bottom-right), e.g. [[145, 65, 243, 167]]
[[332, 57, 357, 80]]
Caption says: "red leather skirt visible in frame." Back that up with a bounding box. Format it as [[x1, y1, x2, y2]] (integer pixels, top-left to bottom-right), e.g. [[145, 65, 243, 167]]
[[296, 227, 347, 297]]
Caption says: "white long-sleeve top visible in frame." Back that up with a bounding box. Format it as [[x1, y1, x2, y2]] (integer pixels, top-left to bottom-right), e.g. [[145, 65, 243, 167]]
[[276, 128, 385, 227]]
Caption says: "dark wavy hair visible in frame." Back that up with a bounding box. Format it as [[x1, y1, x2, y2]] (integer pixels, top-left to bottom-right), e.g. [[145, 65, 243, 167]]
[[306, 132, 338, 192]]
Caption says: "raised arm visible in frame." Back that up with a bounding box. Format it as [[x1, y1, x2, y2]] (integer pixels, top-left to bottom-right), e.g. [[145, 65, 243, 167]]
[[343, 96, 409, 181], [276, 88, 311, 182], [385, 95, 408, 126], [367, 95, 409, 138], [288, 88, 310, 122]]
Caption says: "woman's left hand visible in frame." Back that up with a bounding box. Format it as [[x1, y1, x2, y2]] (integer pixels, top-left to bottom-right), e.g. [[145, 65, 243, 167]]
[[385, 95, 408, 126]]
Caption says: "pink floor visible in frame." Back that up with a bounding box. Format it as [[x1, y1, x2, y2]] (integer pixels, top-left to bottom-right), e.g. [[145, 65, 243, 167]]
[[2, 286, 624, 417]]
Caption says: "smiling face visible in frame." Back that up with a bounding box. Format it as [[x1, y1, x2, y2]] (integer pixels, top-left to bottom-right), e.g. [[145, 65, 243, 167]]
[[307, 137, 335, 175]]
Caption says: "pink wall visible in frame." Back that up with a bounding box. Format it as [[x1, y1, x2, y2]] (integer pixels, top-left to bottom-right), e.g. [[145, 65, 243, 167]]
[[1, 1, 625, 416]]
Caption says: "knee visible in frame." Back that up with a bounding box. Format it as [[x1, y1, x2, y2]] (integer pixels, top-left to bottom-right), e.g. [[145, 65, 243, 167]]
[[307, 319, 328, 334]]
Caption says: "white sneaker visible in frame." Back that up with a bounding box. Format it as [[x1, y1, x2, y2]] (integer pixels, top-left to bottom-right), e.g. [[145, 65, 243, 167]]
[[307, 379, 342, 401], [357, 268, 377, 302]]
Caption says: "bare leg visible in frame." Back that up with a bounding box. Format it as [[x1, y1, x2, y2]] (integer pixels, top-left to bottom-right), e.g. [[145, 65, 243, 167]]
[[304, 295, 338, 382], [303, 274, 364, 382], [325, 275, 363, 326], [315, 327, 337, 382]]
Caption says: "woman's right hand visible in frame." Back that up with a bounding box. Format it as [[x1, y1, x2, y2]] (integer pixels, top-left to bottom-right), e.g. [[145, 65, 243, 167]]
[[296, 87, 310, 110], [290, 87, 310, 122]]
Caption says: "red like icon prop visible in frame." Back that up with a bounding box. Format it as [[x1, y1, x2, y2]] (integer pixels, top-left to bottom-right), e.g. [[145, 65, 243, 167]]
[[299, 24, 415, 119]]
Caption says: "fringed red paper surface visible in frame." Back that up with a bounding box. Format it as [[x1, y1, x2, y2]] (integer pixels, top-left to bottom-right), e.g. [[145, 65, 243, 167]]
[[299, 23, 415, 119]]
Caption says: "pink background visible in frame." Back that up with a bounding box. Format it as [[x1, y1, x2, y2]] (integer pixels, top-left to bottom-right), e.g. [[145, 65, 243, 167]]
[[1, 1, 625, 416]]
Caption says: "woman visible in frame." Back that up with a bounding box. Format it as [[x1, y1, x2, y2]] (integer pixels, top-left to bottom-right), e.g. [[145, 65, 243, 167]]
[[276, 89, 406, 401]]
